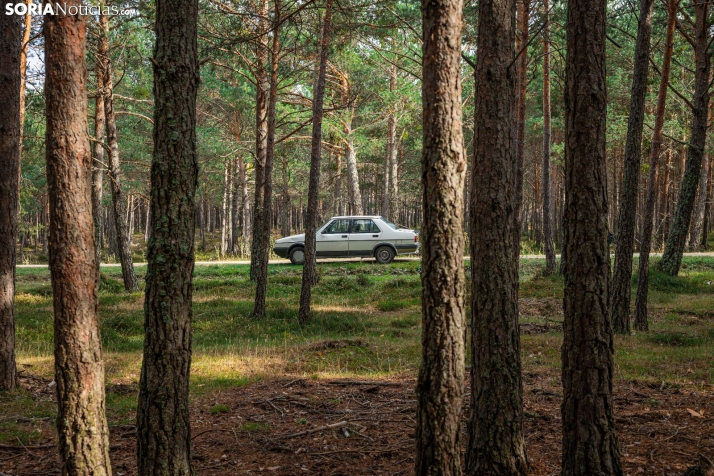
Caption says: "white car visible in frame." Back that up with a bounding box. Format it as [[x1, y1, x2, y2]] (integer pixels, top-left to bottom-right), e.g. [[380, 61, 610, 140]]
[[273, 216, 419, 264]]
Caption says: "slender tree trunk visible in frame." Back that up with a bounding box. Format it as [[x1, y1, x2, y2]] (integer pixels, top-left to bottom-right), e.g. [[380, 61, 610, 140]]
[[254, 0, 280, 318], [280, 158, 291, 236], [515, 0, 529, 218], [136, 0, 199, 470], [298, 0, 333, 324], [44, 5, 112, 472], [100, 13, 138, 291], [344, 119, 363, 215], [93, 30, 107, 265], [542, 0, 556, 275], [466, 0, 527, 473], [231, 157, 240, 253], [250, 0, 270, 281], [688, 102, 711, 249], [561, 0, 622, 469], [0, 8, 22, 391], [383, 61, 398, 220], [415, 1, 466, 474], [221, 159, 230, 256], [610, 0, 654, 334], [660, 3, 711, 275]]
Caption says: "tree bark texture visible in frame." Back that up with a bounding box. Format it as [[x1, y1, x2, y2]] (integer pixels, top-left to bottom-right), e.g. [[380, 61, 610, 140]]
[[660, 2, 711, 276], [562, 0, 622, 469], [44, 5, 113, 473], [514, 0, 529, 218], [610, 0, 654, 334], [415, 0, 465, 474], [635, 0, 677, 331], [136, 0, 200, 471], [0, 7, 22, 391], [93, 28, 107, 266], [250, 0, 270, 281], [345, 123, 363, 215], [542, 0, 556, 275], [254, 0, 280, 318], [298, 0, 333, 324], [688, 104, 711, 250], [466, 0, 528, 473], [100, 13, 138, 292]]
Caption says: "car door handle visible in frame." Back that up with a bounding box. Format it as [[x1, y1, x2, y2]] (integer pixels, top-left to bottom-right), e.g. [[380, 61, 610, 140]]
[[373, 235, 379, 238], [342, 235, 348, 238]]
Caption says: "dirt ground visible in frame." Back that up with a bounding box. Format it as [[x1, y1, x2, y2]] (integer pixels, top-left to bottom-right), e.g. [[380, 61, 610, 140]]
[[2, 372, 713, 476]]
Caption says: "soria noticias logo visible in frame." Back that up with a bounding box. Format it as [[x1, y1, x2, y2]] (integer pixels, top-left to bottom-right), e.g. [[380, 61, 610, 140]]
[[5, 2, 132, 15]]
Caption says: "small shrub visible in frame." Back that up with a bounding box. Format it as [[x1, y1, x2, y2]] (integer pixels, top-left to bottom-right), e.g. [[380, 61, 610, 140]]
[[209, 404, 231, 414]]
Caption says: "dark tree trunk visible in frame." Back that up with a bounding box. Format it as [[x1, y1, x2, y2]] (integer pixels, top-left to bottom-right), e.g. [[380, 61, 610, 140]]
[[688, 134, 710, 249], [135, 0, 199, 470], [0, 8, 21, 391], [44, 5, 112, 472], [298, 0, 333, 324], [466, 0, 527, 473], [542, 0, 556, 274], [250, 0, 270, 281], [514, 0, 529, 217], [231, 157, 240, 253], [254, 0, 280, 318], [660, 3, 711, 275], [101, 13, 138, 292], [414, 0, 466, 473], [561, 0, 622, 469], [280, 158, 291, 237], [610, 0, 654, 334]]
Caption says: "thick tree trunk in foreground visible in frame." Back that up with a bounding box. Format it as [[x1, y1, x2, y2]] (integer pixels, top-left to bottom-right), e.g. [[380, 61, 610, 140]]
[[250, 0, 270, 281], [44, 5, 112, 472], [610, 0, 654, 334], [635, 0, 676, 332], [660, 3, 711, 275], [101, 13, 138, 292], [298, 0, 333, 324], [136, 0, 199, 470], [562, 0, 622, 470], [415, 0, 466, 474], [254, 0, 280, 318], [542, 0, 556, 275], [466, 0, 527, 473], [0, 9, 22, 391]]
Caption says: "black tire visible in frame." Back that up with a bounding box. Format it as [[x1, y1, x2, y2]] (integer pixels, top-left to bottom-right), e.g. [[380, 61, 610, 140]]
[[375, 246, 395, 264], [289, 246, 305, 265]]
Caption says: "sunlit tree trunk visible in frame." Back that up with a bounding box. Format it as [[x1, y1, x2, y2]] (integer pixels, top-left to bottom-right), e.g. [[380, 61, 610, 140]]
[[44, 4, 112, 471], [136, 0, 199, 470], [542, 0, 556, 274], [415, 0, 465, 473]]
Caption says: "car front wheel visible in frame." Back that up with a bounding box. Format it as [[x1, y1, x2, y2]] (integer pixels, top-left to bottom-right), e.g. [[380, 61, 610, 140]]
[[289, 246, 305, 265], [375, 246, 395, 264]]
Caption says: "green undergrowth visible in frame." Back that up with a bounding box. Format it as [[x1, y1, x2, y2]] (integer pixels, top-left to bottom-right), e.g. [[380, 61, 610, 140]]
[[4, 256, 713, 443]]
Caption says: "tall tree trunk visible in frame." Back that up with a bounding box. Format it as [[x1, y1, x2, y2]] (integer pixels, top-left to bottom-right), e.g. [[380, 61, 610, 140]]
[[280, 158, 291, 237], [254, 0, 281, 318], [240, 156, 250, 239], [542, 0, 556, 275], [298, 0, 333, 324], [250, 0, 270, 281], [514, 0, 529, 217], [562, 0, 622, 469], [688, 103, 711, 250], [383, 61, 398, 220], [101, 13, 138, 292], [660, 3, 711, 275], [415, 0, 466, 473], [44, 5, 112, 472], [610, 0, 654, 334], [221, 159, 230, 256], [466, 0, 527, 473], [136, 0, 199, 470], [93, 27, 107, 265], [231, 157, 240, 253], [0, 7, 22, 391]]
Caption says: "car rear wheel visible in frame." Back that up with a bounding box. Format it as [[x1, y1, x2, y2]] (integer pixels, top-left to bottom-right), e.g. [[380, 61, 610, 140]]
[[289, 247, 305, 265], [375, 246, 395, 264]]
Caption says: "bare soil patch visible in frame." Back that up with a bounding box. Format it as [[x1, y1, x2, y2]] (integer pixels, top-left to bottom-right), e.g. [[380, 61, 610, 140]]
[[2, 373, 713, 475]]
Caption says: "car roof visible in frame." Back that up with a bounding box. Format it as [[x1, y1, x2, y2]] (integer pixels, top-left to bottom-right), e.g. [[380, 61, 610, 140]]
[[330, 216, 383, 220]]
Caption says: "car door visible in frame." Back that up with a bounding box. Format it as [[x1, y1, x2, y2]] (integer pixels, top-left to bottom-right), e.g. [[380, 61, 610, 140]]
[[316, 219, 351, 257], [348, 219, 381, 257]]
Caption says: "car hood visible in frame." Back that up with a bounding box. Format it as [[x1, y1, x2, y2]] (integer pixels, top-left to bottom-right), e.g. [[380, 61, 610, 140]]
[[275, 234, 305, 244]]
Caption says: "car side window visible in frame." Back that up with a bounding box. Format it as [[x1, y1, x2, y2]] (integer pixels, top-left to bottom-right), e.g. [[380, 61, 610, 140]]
[[324, 219, 351, 234], [351, 219, 380, 233]]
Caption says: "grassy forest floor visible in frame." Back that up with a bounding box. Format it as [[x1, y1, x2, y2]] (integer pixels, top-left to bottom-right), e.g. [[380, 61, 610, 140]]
[[1, 257, 713, 475]]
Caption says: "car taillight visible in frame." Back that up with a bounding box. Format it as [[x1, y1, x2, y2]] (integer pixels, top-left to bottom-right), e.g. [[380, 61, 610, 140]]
[[414, 235, 419, 243]]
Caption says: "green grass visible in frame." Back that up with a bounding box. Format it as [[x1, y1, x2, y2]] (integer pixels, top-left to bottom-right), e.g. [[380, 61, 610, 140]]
[[4, 256, 714, 444]]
